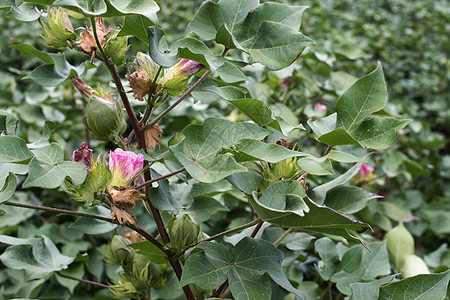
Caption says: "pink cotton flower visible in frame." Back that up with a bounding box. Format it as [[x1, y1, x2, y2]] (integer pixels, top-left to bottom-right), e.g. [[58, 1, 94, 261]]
[[314, 104, 327, 111], [359, 163, 374, 177], [109, 148, 144, 186]]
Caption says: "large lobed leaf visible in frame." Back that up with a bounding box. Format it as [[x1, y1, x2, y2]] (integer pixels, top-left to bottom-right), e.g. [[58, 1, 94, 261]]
[[0, 235, 75, 280], [52, 0, 159, 23], [179, 237, 304, 300], [249, 180, 370, 243], [188, 0, 314, 70], [308, 63, 411, 149], [170, 118, 270, 183]]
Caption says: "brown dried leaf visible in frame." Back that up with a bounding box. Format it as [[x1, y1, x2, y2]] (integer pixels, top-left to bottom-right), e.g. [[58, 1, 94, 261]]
[[78, 18, 110, 53], [144, 123, 163, 150], [111, 206, 136, 226]]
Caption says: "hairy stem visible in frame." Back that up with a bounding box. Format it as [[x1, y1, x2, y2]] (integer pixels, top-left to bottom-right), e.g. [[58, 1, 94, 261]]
[[90, 17, 142, 147], [2, 201, 165, 253], [56, 271, 110, 289], [136, 167, 186, 189]]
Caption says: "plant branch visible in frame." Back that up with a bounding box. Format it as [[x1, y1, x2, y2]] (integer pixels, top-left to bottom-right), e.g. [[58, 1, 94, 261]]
[[196, 218, 262, 245], [56, 271, 110, 289], [250, 220, 264, 238], [273, 228, 293, 246], [145, 70, 210, 130], [90, 17, 143, 148], [136, 167, 185, 189], [2, 201, 165, 253]]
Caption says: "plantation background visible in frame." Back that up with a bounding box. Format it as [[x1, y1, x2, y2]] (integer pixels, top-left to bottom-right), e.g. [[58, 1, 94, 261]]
[[0, 0, 449, 299]]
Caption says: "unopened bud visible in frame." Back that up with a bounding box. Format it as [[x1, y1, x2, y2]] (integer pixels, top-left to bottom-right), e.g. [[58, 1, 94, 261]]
[[83, 95, 125, 142], [167, 213, 200, 250], [72, 142, 93, 173], [129, 253, 166, 290], [40, 7, 76, 49], [159, 59, 203, 96], [104, 29, 129, 67], [105, 235, 134, 267]]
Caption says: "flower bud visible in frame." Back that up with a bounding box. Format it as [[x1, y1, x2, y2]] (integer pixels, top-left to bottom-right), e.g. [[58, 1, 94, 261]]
[[128, 253, 166, 290], [167, 213, 200, 250], [110, 276, 140, 299], [104, 235, 135, 267], [159, 59, 204, 96], [83, 95, 125, 142], [104, 29, 129, 67], [271, 157, 298, 180], [72, 143, 93, 173], [40, 7, 76, 49]]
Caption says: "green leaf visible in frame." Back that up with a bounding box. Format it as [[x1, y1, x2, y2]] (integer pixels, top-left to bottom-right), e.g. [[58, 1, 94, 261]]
[[52, 0, 159, 23], [189, 0, 314, 70], [179, 242, 232, 289], [250, 181, 370, 243], [148, 169, 181, 212], [349, 275, 396, 300], [23, 147, 87, 189], [312, 161, 363, 205], [204, 86, 304, 134], [186, 196, 229, 222], [231, 139, 306, 163], [6, 3, 41, 21], [170, 118, 270, 183], [385, 222, 415, 270], [0, 235, 75, 280], [0, 0, 14, 10], [324, 186, 383, 214], [336, 62, 388, 132], [226, 171, 262, 195], [129, 241, 166, 264], [308, 64, 411, 149], [297, 155, 334, 176], [0, 110, 18, 134], [361, 241, 391, 279], [378, 270, 450, 300], [119, 15, 153, 43], [24, 53, 82, 87], [180, 238, 304, 300], [315, 237, 339, 280], [350, 116, 411, 149], [0, 173, 16, 203], [0, 192, 38, 227], [0, 136, 33, 163], [148, 26, 179, 67], [10, 44, 53, 64]]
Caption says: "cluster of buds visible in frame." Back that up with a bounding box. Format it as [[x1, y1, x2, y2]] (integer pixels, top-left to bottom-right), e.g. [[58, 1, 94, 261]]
[[126, 52, 204, 101], [72, 76, 126, 142], [167, 213, 200, 251], [259, 139, 300, 193], [40, 9, 128, 66], [69, 144, 145, 225], [352, 163, 376, 185], [106, 234, 166, 299]]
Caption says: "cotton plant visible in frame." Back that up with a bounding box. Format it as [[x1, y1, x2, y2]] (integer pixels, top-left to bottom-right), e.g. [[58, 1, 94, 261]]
[[0, 1, 426, 300]]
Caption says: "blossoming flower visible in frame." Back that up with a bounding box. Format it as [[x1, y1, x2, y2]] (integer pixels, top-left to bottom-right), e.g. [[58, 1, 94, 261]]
[[109, 148, 144, 187], [359, 163, 375, 177], [314, 104, 327, 111]]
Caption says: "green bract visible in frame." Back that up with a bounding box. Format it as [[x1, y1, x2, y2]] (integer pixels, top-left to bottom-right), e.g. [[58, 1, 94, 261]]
[[83, 96, 126, 142]]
